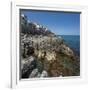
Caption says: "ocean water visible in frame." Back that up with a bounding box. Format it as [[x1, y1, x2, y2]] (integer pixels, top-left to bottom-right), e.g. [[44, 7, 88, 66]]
[[60, 35, 80, 56]]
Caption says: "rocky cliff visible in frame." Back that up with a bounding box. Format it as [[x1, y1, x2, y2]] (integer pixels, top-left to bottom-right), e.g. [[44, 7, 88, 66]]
[[20, 14, 80, 78]]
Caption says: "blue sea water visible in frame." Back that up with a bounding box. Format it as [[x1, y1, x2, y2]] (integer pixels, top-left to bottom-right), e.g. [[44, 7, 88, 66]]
[[60, 35, 80, 56]]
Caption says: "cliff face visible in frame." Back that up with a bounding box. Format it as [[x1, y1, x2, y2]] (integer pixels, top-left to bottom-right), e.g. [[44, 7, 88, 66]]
[[20, 14, 80, 78]]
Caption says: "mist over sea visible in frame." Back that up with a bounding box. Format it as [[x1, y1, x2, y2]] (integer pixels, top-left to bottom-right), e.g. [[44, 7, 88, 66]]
[[59, 35, 80, 56]]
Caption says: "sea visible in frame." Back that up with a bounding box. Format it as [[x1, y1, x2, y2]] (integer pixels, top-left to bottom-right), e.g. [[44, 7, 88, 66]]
[[59, 35, 80, 56]]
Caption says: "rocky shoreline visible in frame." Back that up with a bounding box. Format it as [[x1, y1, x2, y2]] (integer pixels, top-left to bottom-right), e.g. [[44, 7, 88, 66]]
[[20, 14, 80, 79], [21, 34, 80, 78]]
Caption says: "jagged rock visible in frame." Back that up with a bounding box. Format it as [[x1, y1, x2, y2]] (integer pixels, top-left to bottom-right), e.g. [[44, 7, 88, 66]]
[[60, 44, 74, 56], [40, 70, 48, 77], [29, 68, 38, 78], [21, 56, 37, 78]]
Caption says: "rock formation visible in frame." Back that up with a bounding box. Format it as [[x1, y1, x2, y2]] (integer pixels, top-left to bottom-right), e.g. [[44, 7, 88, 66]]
[[20, 14, 80, 79]]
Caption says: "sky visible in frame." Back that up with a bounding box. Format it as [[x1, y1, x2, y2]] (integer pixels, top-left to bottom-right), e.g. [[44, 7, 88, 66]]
[[21, 10, 80, 35]]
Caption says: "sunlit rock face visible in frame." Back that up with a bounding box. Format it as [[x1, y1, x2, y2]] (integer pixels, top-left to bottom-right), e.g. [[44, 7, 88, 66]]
[[20, 14, 80, 78], [21, 14, 55, 36]]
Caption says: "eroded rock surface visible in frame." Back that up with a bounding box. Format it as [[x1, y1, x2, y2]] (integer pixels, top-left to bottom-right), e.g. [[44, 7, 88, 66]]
[[20, 14, 80, 79]]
